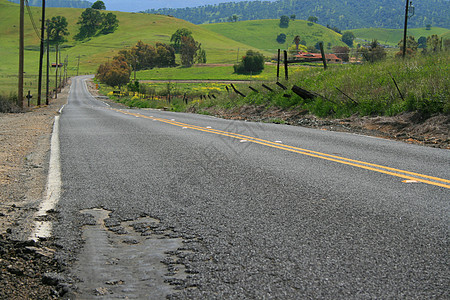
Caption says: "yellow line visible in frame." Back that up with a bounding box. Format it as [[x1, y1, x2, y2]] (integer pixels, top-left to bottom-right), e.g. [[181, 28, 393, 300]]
[[112, 109, 450, 189]]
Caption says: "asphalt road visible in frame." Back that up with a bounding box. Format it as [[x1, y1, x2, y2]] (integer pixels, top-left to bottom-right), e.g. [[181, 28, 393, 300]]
[[53, 76, 449, 299]]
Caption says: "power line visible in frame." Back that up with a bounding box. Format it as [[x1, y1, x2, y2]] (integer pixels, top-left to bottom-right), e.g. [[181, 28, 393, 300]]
[[25, 0, 41, 40]]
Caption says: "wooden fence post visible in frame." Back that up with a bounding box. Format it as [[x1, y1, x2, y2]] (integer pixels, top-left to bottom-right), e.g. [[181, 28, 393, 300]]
[[319, 42, 328, 70], [277, 49, 281, 81], [284, 50, 288, 80]]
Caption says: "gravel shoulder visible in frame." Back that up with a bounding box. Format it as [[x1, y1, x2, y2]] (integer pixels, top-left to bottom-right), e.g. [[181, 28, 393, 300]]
[[0, 84, 68, 299]]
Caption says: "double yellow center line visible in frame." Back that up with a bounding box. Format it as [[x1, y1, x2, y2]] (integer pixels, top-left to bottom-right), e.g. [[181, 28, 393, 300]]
[[113, 108, 450, 189]]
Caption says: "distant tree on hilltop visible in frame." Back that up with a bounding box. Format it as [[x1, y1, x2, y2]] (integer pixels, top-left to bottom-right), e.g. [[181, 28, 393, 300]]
[[75, 7, 119, 40], [279, 15, 290, 28], [92, 0, 106, 10]]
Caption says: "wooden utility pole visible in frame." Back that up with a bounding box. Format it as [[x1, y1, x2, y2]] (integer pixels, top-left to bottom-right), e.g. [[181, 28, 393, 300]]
[[64, 55, 68, 84], [402, 0, 410, 58], [37, 0, 46, 106], [59, 49, 62, 89], [46, 20, 49, 105], [55, 45, 58, 98], [18, 0, 24, 109], [76, 55, 80, 76]]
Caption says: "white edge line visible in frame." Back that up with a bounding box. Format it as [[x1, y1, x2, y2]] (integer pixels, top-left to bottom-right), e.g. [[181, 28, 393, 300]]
[[29, 115, 61, 241]]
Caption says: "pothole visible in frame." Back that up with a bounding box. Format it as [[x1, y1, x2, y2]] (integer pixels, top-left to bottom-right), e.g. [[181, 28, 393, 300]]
[[72, 208, 196, 299]]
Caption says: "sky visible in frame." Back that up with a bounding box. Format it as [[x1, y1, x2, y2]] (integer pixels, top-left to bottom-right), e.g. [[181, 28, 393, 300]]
[[101, 0, 271, 12]]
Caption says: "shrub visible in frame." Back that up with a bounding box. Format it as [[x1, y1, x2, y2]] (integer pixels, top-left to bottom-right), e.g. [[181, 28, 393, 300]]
[[276, 33, 286, 44], [0, 93, 19, 113], [279, 16, 290, 28], [234, 50, 265, 74], [97, 59, 131, 88]]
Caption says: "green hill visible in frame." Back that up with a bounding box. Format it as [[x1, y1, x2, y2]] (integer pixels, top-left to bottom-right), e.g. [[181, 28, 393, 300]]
[[352, 27, 450, 46], [201, 19, 347, 52], [0, 0, 263, 91]]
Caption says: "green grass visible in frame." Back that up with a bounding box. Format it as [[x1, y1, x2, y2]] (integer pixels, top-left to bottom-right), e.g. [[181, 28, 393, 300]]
[[352, 27, 450, 46], [136, 64, 281, 81], [201, 19, 347, 52], [187, 53, 450, 118]]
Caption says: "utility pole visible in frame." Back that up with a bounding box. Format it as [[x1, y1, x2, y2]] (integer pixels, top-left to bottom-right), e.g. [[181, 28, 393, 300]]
[[76, 55, 80, 76], [402, 0, 409, 58], [46, 20, 49, 105], [37, 0, 46, 106], [59, 49, 62, 89], [55, 45, 58, 99], [402, 0, 414, 58], [64, 55, 68, 84], [18, 0, 24, 109]]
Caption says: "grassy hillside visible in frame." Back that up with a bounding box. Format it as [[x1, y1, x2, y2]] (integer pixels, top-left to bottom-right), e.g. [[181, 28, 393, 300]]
[[202, 19, 347, 52], [352, 27, 450, 46], [0, 0, 264, 95]]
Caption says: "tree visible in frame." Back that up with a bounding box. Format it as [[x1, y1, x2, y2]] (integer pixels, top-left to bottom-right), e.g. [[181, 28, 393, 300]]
[[276, 33, 286, 44], [97, 59, 131, 88], [234, 50, 265, 74], [444, 39, 450, 51], [76, 8, 118, 40], [293, 35, 301, 51], [427, 35, 441, 52], [47, 16, 69, 84], [116, 41, 176, 71], [307, 45, 320, 53], [288, 44, 307, 55], [342, 31, 355, 47], [396, 36, 419, 58], [170, 28, 192, 53], [418, 36, 427, 49], [290, 14, 296, 21], [75, 8, 103, 39], [398, 36, 418, 54], [359, 40, 386, 62], [307, 16, 318, 23], [101, 12, 119, 34], [327, 25, 341, 34], [332, 46, 350, 62], [155, 42, 176, 67], [197, 48, 207, 64], [279, 15, 290, 28], [180, 36, 201, 67], [231, 14, 239, 22], [92, 0, 106, 10], [47, 16, 69, 47]]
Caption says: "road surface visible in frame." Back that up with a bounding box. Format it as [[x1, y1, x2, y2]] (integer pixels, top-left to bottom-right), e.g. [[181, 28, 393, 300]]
[[47, 76, 449, 299]]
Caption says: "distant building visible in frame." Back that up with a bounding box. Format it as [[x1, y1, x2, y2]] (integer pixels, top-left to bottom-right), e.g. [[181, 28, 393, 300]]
[[294, 52, 342, 63]]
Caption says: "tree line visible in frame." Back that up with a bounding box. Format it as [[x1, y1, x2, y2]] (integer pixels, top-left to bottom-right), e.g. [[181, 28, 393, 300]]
[[143, 0, 449, 30], [96, 30, 207, 88]]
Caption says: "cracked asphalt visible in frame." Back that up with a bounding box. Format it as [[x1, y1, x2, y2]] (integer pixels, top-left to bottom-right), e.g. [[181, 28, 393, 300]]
[[53, 76, 449, 299]]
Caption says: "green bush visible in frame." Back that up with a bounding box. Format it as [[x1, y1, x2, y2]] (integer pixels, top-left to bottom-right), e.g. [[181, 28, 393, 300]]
[[234, 50, 265, 74]]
